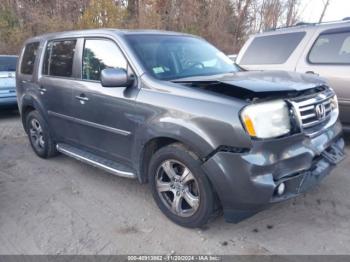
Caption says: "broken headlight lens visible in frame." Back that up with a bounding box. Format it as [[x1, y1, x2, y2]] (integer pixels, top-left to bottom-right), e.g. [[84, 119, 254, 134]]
[[241, 100, 291, 139]]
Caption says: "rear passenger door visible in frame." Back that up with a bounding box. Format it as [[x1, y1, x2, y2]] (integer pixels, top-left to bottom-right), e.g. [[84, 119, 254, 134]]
[[39, 39, 79, 143], [296, 28, 350, 125], [71, 38, 139, 165]]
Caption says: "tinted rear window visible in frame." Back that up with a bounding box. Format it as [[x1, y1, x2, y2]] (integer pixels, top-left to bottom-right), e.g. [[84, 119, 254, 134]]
[[309, 31, 350, 64], [0, 56, 17, 72], [240, 32, 306, 65], [21, 42, 40, 75], [43, 40, 77, 77]]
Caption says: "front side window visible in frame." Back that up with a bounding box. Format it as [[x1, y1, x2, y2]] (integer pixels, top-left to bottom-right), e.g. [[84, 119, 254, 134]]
[[82, 39, 127, 81], [125, 35, 239, 80], [43, 40, 77, 77], [309, 32, 350, 64], [240, 32, 306, 65], [21, 42, 40, 75], [0, 56, 17, 72]]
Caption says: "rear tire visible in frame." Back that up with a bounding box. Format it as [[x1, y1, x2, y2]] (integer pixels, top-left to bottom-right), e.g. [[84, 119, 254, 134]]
[[149, 143, 216, 228], [25, 110, 57, 158]]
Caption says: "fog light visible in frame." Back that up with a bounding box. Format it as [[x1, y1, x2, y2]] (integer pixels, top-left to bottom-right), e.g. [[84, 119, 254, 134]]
[[277, 182, 285, 196]]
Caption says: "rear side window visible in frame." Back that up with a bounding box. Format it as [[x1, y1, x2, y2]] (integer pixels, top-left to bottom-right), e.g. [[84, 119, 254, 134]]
[[240, 32, 306, 65], [43, 39, 77, 77], [309, 32, 350, 64], [21, 42, 40, 75], [82, 39, 127, 81], [0, 56, 17, 72]]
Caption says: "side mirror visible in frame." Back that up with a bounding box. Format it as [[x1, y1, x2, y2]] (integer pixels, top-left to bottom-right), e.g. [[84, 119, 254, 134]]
[[101, 68, 129, 87]]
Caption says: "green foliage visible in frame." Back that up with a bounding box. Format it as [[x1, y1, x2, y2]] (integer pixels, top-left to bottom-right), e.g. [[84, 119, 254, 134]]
[[0, 5, 21, 54], [182, 26, 201, 36], [0, 1, 74, 54], [0, 7, 19, 29]]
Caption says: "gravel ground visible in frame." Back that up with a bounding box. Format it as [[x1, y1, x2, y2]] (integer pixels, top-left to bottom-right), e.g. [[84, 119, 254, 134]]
[[0, 109, 350, 255]]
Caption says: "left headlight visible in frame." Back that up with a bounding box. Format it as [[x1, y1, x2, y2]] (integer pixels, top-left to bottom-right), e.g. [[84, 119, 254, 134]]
[[241, 100, 291, 139]]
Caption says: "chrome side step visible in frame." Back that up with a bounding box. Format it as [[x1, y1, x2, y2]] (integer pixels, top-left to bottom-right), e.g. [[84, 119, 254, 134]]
[[56, 143, 136, 179]]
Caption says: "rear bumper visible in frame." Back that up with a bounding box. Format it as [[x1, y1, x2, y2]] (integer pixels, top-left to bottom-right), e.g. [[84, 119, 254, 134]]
[[202, 121, 345, 223], [0, 94, 17, 108]]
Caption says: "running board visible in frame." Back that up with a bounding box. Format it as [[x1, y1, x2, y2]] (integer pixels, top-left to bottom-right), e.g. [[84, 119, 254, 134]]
[[56, 143, 136, 179]]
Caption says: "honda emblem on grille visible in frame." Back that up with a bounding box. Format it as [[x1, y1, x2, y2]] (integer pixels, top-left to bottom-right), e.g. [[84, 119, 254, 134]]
[[315, 103, 326, 120]]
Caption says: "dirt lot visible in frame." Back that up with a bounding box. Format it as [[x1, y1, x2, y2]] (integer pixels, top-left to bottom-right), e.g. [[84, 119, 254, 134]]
[[1, 109, 350, 255]]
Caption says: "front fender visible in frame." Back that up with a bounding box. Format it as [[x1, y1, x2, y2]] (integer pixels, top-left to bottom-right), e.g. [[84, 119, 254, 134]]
[[134, 121, 216, 162], [132, 119, 217, 183]]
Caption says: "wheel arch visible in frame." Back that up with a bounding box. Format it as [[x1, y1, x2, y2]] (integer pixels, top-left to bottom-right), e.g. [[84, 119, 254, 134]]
[[20, 95, 48, 133], [136, 134, 214, 184]]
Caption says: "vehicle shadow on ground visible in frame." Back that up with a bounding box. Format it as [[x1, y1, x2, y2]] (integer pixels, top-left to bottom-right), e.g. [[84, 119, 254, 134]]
[[1, 116, 349, 254], [0, 108, 19, 119], [344, 132, 350, 146]]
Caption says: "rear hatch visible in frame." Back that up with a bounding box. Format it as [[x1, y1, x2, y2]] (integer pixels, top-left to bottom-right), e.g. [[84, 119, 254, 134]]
[[0, 56, 17, 97]]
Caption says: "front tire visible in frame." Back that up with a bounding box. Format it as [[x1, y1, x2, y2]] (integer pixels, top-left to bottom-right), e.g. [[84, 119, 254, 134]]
[[25, 110, 57, 158], [149, 143, 216, 228]]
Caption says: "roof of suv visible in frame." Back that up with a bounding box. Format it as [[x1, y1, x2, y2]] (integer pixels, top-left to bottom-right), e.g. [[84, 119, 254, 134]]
[[24, 29, 195, 44], [257, 19, 350, 36]]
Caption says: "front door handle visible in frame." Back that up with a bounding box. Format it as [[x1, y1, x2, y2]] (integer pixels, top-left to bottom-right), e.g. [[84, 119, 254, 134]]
[[75, 94, 89, 104], [38, 87, 47, 94]]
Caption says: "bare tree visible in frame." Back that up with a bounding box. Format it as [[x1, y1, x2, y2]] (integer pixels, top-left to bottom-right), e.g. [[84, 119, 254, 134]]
[[127, 0, 139, 27], [285, 0, 298, 26], [0, 0, 302, 55]]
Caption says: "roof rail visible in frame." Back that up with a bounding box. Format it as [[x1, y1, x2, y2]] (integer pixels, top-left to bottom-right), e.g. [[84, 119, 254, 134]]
[[294, 22, 316, 26], [265, 18, 350, 32]]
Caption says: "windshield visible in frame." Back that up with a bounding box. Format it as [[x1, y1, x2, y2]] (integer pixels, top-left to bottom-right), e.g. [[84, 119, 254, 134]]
[[125, 35, 240, 80], [0, 56, 17, 72]]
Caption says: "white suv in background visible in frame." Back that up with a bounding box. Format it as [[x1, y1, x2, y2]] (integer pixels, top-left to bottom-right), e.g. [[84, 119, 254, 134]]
[[236, 19, 350, 130]]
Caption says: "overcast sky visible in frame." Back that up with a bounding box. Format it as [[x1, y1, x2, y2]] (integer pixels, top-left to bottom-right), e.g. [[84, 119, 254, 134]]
[[299, 0, 350, 22]]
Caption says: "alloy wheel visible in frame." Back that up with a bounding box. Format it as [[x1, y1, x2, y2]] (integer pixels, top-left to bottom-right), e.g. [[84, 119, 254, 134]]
[[29, 118, 45, 150], [156, 160, 200, 217]]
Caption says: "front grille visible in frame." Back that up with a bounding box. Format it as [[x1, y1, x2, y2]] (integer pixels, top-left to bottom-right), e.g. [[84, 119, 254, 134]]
[[291, 89, 335, 130]]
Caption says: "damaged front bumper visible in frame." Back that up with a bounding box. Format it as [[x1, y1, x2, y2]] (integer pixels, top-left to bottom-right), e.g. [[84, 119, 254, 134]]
[[202, 121, 345, 223]]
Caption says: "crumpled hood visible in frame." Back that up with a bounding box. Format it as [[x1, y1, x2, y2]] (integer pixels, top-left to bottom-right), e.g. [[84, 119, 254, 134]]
[[220, 70, 326, 92], [174, 70, 327, 93]]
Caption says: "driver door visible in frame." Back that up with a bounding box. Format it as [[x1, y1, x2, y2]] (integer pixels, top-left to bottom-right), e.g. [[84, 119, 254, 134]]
[[71, 38, 139, 165]]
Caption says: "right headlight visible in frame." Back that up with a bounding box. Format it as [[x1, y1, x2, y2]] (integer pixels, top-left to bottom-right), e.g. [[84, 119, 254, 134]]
[[241, 100, 291, 139], [330, 94, 339, 112]]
